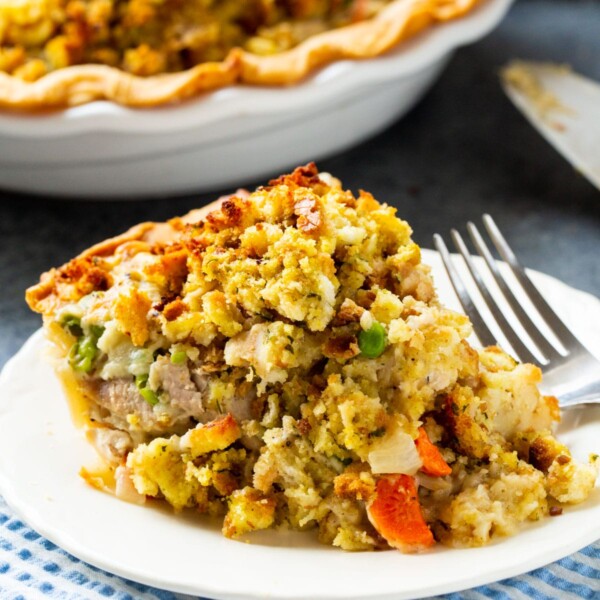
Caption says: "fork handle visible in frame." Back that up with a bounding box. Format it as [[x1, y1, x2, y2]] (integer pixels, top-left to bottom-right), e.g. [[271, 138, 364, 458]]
[[558, 380, 600, 408]]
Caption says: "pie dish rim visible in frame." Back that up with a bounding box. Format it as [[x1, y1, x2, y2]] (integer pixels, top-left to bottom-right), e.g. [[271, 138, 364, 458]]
[[0, 0, 482, 111]]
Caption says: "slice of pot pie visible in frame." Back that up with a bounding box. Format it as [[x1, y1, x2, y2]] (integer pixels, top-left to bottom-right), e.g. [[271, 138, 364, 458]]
[[1, 0, 482, 109], [26, 164, 598, 551]]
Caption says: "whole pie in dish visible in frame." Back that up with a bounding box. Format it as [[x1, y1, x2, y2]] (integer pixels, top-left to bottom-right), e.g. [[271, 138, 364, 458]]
[[26, 164, 598, 552], [1, 0, 481, 109]]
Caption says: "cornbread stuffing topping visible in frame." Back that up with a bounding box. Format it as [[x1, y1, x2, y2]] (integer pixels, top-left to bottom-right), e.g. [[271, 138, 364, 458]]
[[0, 0, 393, 80], [27, 164, 598, 551], [0, 0, 482, 108]]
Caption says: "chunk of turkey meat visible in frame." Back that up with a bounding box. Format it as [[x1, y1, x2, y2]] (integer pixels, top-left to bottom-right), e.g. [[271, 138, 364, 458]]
[[89, 355, 258, 440], [85, 426, 133, 465], [152, 356, 206, 417], [91, 377, 193, 435]]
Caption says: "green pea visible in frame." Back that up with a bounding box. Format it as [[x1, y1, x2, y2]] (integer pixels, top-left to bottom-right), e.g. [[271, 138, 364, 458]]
[[358, 322, 387, 358], [139, 387, 159, 406], [61, 315, 83, 337], [67, 323, 104, 374], [89, 325, 105, 339], [69, 335, 97, 373], [135, 373, 159, 406], [170, 350, 188, 365], [135, 373, 149, 389]]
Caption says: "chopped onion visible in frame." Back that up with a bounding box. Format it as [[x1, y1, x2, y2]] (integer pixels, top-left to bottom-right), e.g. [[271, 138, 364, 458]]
[[368, 430, 422, 475], [416, 473, 453, 491], [115, 465, 146, 505]]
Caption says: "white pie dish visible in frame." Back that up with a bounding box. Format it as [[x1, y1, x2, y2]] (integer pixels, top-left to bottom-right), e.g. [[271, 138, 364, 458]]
[[0, 0, 512, 199]]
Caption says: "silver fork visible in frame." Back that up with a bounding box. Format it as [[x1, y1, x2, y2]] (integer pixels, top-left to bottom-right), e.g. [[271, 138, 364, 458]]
[[433, 214, 600, 407]]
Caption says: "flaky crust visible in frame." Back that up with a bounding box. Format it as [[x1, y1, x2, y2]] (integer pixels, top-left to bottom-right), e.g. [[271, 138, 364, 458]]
[[0, 54, 242, 110], [2, 0, 480, 110], [26, 199, 222, 316]]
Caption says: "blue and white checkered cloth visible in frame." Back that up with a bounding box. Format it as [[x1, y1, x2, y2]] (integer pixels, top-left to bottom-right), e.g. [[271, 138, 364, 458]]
[[1, 494, 598, 600]]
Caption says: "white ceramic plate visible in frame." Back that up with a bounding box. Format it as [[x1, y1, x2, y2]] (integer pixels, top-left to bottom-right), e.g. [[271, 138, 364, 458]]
[[0, 0, 513, 198], [0, 249, 598, 600]]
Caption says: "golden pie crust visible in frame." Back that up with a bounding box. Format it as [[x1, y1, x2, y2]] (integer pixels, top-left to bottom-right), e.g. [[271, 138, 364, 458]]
[[26, 200, 222, 317], [1, 0, 480, 110]]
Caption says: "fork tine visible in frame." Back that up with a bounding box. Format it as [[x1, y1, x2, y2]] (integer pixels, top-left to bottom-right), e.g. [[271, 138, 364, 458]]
[[433, 234, 496, 348], [450, 229, 540, 365], [482, 214, 585, 354], [466, 221, 564, 363]]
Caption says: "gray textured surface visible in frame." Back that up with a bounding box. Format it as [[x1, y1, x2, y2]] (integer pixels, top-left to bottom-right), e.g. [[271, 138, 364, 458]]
[[0, 0, 599, 368]]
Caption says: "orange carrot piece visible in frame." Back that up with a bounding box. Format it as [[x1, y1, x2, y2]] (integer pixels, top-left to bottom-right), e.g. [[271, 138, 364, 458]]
[[415, 427, 452, 477], [367, 474, 435, 553]]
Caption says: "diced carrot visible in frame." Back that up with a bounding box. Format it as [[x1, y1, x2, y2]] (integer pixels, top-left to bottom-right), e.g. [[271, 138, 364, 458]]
[[366, 474, 435, 553], [415, 427, 452, 477]]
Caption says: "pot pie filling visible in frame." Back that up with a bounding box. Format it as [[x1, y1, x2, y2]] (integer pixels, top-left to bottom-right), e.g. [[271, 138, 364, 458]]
[[26, 164, 598, 551]]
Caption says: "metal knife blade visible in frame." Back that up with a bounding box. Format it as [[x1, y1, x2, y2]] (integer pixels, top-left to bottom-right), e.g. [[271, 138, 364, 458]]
[[501, 61, 600, 191]]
